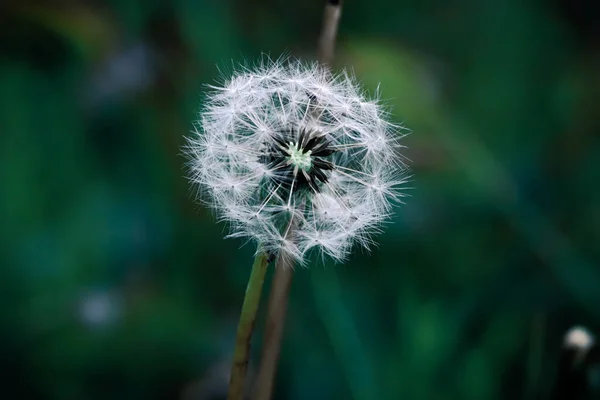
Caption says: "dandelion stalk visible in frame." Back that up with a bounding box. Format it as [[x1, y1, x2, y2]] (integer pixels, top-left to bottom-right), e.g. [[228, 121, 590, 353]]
[[227, 251, 269, 400], [318, 0, 344, 66], [252, 221, 297, 400], [253, 2, 345, 399]]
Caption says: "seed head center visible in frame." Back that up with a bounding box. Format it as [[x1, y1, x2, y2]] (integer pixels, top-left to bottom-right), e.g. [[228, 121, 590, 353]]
[[286, 142, 312, 171]]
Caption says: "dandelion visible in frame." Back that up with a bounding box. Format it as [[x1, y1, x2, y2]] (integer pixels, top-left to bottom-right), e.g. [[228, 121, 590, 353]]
[[564, 326, 595, 365], [186, 59, 407, 264], [185, 57, 408, 400]]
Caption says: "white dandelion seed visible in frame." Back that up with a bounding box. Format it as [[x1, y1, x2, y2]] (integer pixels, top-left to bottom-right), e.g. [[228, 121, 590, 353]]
[[186, 58, 408, 264]]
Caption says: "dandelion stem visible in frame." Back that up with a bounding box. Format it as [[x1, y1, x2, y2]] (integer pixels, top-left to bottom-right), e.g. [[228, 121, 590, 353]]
[[253, 3, 344, 399], [227, 251, 270, 400], [318, 0, 343, 66], [252, 251, 295, 400]]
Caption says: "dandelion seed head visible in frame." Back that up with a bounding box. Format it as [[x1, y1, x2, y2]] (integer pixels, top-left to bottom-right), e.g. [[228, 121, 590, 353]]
[[186, 58, 408, 264]]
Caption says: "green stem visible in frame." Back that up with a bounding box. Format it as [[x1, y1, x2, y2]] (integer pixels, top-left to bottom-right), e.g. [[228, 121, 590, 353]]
[[253, 203, 302, 400], [227, 251, 270, 400], [252, 254, 295, 400]]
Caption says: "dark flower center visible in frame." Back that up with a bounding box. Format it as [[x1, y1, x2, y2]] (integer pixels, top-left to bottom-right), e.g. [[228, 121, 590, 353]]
[[259, 128, 337, 193]]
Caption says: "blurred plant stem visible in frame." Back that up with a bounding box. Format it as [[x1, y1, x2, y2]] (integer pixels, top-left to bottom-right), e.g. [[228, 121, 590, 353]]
[[253, 200, 303, 400], [253, 252, 295, 400], [253, 2, 343, 400], [318, 0, 343, 66], [227, 251, 269, 400]]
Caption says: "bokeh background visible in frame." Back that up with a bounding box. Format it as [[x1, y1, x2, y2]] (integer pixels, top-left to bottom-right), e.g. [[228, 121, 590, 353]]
[[1, 0, 600, 399]]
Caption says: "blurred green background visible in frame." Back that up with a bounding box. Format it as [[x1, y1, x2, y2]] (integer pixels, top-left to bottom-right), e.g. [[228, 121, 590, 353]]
[[1, 0, 599, 399]]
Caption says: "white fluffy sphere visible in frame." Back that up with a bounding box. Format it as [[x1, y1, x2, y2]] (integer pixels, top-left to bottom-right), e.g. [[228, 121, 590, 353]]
[[186, 59, 408, 263]]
